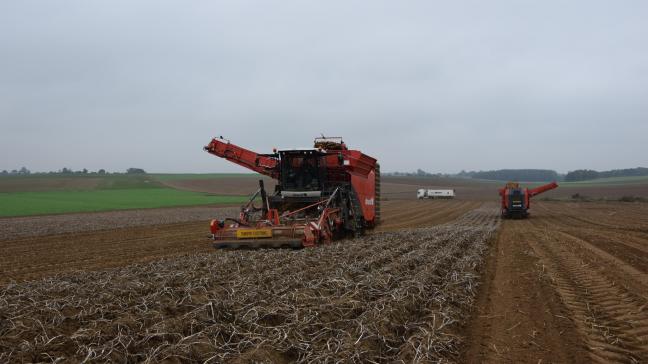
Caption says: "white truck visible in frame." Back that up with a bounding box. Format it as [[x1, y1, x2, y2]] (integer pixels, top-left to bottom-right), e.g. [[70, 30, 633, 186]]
[[417, 189, 455, 199]]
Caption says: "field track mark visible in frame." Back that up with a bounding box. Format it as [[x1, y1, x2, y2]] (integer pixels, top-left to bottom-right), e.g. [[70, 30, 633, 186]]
[[375, 200, 480, 231], [550, 230, 648, 292], [568, 228, 648, 257], [462, 218, 588, 363], [556, 229, 648, 274], [529, 214, 648, 277], [536, 202, 648, 233], [536, 203, 623, 229], [530, 229, 648, 363]]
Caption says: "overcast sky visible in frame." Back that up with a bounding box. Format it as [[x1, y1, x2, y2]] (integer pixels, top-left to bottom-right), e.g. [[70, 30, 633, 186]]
[[1, 1, 647, 174]]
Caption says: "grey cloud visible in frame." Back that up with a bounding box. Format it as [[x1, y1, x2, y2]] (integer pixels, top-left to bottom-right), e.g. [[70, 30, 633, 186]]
[[1, 0, 647, 173]]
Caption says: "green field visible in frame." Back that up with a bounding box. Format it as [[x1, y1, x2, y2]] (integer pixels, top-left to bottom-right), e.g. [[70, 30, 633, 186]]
[[0, 188, 247, 217], [0, 173, 256, 217]]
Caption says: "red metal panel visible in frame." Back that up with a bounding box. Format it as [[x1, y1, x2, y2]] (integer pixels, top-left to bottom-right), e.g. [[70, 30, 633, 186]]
[[350, 171, 376, 224], [204, 138, 279, 178], [529, 182, 559, 197]]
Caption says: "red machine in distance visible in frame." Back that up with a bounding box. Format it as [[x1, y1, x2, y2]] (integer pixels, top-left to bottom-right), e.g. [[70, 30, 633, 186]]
[[204, 136, 380, 248], [499, 181, 558, 218]]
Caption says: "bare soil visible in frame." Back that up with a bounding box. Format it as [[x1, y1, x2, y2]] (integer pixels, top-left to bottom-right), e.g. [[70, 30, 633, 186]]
[[379, 176, 648, 201], [0, 205, 238, 241], [0, 200, 471, 284], [465, 201, 648, 363], [376, 200, 482, 231], [0, 205, 498, 363], [2, 197, 648, 362]]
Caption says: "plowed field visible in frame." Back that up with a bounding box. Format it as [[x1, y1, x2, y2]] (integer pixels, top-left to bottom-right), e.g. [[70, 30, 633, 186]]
[[466, 201, 648, 363], [2, 199, 648, 362], [0, 200, 478, 284], [0, 202, 497, 362]]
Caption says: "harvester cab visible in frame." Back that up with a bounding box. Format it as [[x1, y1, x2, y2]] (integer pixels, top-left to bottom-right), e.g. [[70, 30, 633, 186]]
[[499, 181, 558, 219], [204, 136, 379, 249], [279, 150, 326, 197], [503, 187, 527, 218]]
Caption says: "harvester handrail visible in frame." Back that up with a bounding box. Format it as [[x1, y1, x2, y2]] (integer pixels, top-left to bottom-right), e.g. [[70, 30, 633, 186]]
[[242, 189, 261, 210], [317, 187, 339, 229], [281, 198, 328, 218]]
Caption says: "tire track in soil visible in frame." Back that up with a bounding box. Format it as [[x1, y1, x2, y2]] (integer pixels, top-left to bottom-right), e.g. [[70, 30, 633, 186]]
[[536, 202, 648, 234], [534, 203, 648, 274], [536, 219, 648, 275], [554, 230, 648, 287], [529, 227, 648, 363], [531, 205, 648, 290], [463, 219, 587, 364], [526, 205, 648, 362]]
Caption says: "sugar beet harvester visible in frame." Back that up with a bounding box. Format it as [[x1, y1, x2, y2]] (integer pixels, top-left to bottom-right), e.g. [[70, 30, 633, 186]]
[[204, 136, 380, 248], [498, 181, 558, 219]]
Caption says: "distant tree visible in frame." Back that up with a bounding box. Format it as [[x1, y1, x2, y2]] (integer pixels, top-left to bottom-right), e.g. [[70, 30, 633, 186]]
[[18, 166, 30, 175], [126, 168, 146, 174], [1, 170, 7, 175], [61, 167, 72, 174], [564, 167, 648, 182], [469, 169, 559, 182], [565, 169, 600, 182], [98, 169, 106, 175], [82, 168, 88, 174], [10, 169, 18, 174], [599, 167, 648, 178], [457, 170, 477, 178]]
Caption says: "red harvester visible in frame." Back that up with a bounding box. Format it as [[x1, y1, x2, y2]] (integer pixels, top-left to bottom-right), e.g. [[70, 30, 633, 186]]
[[499, 181, 558, 218], [204, 136, 380, 248]]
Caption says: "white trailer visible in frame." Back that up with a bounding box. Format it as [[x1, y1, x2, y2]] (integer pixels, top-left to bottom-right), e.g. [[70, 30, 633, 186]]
[[417, 189, 455, 199]]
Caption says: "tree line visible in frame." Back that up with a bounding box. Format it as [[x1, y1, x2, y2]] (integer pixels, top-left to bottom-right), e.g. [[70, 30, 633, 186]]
[[0, 167, 147, 176], [458, 169, 559, 182], [384, 169, 453, 178], [389, 167, 648, 182], [564, 167, 648, 182]]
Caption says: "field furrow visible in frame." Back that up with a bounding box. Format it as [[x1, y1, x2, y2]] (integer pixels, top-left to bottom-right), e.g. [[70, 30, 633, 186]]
[[466, 201, 648, 363], [0, 200, 477, 284], [0, 206, 499, 363], [529, 227, 648, 363]]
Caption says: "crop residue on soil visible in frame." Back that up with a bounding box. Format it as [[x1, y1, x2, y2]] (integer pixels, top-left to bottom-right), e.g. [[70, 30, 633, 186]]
[[0, 200, 474, 283], [0, 207, 498, 362]]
